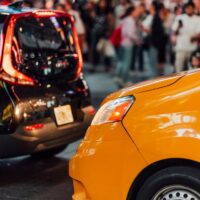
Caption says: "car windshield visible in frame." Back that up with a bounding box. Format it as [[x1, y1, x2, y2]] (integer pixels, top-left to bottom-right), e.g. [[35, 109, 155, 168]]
[[12, 15, 76, 68]]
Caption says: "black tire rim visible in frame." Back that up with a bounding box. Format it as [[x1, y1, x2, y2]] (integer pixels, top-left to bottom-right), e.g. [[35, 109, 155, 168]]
[[152, 185, 200, 200]]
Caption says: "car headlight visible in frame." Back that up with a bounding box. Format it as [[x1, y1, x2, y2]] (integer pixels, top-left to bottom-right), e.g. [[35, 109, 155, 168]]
[[92, 96, 134, 125]]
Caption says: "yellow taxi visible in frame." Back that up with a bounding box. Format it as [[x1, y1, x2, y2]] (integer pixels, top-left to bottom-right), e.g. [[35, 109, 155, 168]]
[[70, 69, 200, 200]]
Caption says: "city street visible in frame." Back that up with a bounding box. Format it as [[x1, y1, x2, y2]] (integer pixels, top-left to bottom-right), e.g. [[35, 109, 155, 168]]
[[0, 0, 200, 199], [0, 71, 118, 200]]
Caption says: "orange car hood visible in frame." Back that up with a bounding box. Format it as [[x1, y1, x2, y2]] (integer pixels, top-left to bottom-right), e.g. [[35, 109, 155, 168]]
[[104, 70, 200, 103]]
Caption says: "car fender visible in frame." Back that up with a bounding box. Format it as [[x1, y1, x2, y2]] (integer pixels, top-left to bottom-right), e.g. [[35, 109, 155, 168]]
[[123, 73, 200, 165]]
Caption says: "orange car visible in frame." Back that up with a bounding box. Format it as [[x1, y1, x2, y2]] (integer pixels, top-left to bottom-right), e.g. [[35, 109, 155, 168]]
[[70, 69, 200, 200]]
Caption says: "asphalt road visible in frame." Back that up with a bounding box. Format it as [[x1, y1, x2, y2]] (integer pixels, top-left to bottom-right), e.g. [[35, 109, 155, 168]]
[[0, 72, 118, 200]]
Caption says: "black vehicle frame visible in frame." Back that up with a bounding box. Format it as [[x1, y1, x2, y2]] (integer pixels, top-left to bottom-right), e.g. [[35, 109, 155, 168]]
[[0, 3, 94, 158]]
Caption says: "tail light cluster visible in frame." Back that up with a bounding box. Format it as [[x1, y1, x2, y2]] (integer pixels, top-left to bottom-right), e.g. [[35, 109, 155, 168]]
[[24, 123, 44, 132], [0, 11, 83, 86], [1, 15, 36, 86], [72, 21, 83, 78]]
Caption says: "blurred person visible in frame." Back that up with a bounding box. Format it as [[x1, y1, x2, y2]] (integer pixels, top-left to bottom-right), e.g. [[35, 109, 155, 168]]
[[164, 0, 179, 11], [64, 0, 86, 49], [80, 1, 95, 61], [33, 0, 45, 9], [45, 0, 54, 9], [142, 2, 155, 37], [115, 5, 144, 86], [172, 1, 200, 72], [90, 0, 114, 71], [171, 5, 183, 44], [150, 2, 168, 75], [24, 0, 33, 7], [115, 0, 132, 26], [170, 5, 182, 69], [141, 1, 156, 76], [193, 0, 200, 14], [131, 3, 146, 74], [55, 3, 65, 11], [164, 8, 175, 71], [189, 48, 200, 69], [174, 4, 182, 16]]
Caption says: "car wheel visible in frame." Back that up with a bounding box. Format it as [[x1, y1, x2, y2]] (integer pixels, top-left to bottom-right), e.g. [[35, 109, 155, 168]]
[[31, 145, 68, 159], [136, 166, 200, 200]]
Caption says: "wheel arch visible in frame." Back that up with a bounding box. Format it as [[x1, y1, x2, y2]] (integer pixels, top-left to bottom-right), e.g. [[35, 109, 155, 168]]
[[127, 158, 200, 200]]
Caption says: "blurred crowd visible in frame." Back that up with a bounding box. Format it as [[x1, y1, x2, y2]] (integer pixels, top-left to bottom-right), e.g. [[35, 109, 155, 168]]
[[2, 0, 200, 86]]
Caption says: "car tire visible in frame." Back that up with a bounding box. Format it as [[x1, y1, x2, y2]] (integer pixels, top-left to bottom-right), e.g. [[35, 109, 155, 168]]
[[31, 145, 68, 159], [136, 166, 200, 200]]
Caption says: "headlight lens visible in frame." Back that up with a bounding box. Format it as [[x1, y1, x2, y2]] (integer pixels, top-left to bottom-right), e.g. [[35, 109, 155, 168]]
[[92, 96, 134, 125]]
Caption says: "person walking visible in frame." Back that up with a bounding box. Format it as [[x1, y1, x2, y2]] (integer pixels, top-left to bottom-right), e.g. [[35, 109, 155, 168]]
[[115, 0, 132, 26], [141, 1, 156, 77], [64, 0, 86, 49], [116, 5, 144, 86], [131, 3, 146, 74], [172, 1, 200, 72], [149, 2, 168, 76], [90, 0, 114, 72]]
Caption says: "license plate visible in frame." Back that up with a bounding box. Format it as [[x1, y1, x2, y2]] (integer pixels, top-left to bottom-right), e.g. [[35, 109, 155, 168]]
[[54, 105, 74, 126]]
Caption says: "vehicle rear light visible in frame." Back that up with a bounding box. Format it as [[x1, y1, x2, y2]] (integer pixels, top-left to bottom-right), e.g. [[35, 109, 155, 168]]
[[24, 124, 44, 132], [33, 11, 58, 17], [72, 21, 83, 78], [1, 16, 36, 86], [89, 107, 96, 116]]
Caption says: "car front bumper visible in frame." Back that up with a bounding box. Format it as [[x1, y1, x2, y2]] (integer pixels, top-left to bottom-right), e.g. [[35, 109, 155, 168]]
[[0, 106, 94, 158], [69, 122, 147, 200]]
